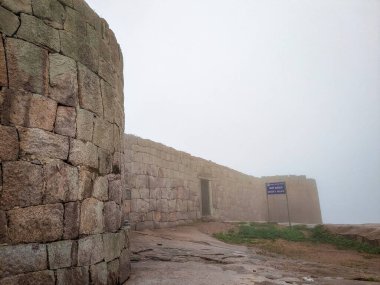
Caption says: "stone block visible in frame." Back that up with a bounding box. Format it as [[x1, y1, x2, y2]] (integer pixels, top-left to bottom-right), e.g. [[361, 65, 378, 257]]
[[79, 198, 104, 234], [57, 266, 89, 285], [104, 201, 121, 233], [76, 108, 94, 141], [63, 201, 80, 239], [0, 161, 43, 210], [90, 262, 107, 285], [60, 30, 98, 75], [0, 6, 20, 36], [0, 243, 47, 278], [121, 200, 131, 222], [78, 168, 94, 199], [0, 210, 7, 243], [100, 80, 114, 122], [78, 63, 102, 116], [107, 259, 119, 285], [32, 0, 66, 29], [55, 106, 76, 137], [0, 0, 32, 14], [17, 13, 60, 52], [98, 148, 112, 175], [93, 176, 108, 201], [103, 232, 124, 262], [99, 57, 115, 86], [77, 234, 104, 266], [19, 127, 69, 160], [109, 179, 122, 205], [113, 124, 122, 152], [0, 270, 55, 285], [4, 90, 57, 131], [113, 152, 121, 174], [48, 240, 75, 269], [6, 38, 48, 94], [0, 38, 6, 87], [44, 160, 79, 203], [7, 204, 64, 243], [93, 117, 113, 152], [68, 139, 98, 169], [0, 125, 18, 161], [119, 248, 131, 283], [58, 0, 73, 8], [64, 6, 86, 35], [113, 99, 124, 129], [49, 53, 78, 106]]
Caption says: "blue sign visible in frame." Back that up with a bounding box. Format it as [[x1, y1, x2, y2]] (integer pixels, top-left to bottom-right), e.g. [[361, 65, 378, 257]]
[[266, 182, 286, 195]]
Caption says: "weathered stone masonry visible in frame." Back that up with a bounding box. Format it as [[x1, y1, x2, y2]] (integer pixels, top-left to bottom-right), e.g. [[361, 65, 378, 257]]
[[124, 135, 322, 230], [0, 0, 130, 284]]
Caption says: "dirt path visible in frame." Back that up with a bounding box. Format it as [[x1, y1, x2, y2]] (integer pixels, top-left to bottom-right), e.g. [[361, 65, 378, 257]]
[[126, 222, 380, 285]]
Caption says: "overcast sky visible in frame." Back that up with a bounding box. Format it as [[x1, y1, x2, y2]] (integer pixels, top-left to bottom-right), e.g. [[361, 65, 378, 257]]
[[87, 0, 380, 224]]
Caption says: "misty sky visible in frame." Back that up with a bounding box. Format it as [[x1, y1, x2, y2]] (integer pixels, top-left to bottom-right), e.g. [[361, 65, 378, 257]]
[[86, 0, 380, 224]]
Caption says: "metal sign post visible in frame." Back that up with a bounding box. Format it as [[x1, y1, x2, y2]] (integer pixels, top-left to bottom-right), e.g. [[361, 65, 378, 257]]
[[266, 182, 291, 227]]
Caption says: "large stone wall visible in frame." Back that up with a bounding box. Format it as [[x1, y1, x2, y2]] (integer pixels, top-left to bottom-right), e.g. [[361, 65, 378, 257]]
[[124, 134, 322, 230], [0, 0, 130, 284]]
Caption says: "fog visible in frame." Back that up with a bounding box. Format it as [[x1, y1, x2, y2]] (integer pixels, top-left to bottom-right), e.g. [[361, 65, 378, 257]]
[[86, 0, 380, 224]]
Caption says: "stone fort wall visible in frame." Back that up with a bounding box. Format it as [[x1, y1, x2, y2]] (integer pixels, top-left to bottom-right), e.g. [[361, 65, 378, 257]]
[[124, 134, 322, 230], [0, 0, 130, 284]]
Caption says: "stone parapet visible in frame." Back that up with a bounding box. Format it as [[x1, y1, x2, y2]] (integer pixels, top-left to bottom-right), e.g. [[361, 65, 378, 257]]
[[0, 0, 130, 283], [124, 134, 323, 229]]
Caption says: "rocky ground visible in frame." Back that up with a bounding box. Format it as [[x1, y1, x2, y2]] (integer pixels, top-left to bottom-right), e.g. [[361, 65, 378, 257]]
[[126, 222, 380, 285]]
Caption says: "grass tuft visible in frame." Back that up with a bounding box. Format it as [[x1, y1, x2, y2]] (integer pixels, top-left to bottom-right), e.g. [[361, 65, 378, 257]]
[[213, 223, 380, 255]]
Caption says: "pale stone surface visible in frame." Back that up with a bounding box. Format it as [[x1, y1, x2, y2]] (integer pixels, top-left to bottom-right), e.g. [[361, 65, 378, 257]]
[[78, 63, 102, 116], [107, 259, 119, 285], [119, 248, 131, 284], [0, 244, 47, 278], [0, 6, 20, 36], [32, 0, 66, 29], [48, 240, 74, 269], [57, 266, 89, 285], [76, 108, 94, 141], [58, 0, 73, 8], [104, 201, 121, 233], [0, 270, 55, 285], [78, 168, 94, 200], [77, 234, 104, 266], [68, 139, 98, 169], [0, 0, 32, 14], [63, 201, 80, 239], [0, 125, 18, 161], [17, 13, 60, 52], [44, 160, 79, 203], [90, 262, 107, 285], [0, 38, 6, 87], [4, 90, 57, 131], [98, 148, 112, 175], [19, 127, 69, 160], [109, 179, 122, 205], [6, 38, 48, 94], [113, 124, 122, 152], [93, 176, 108, 201], [79, 198, 104, 234], [55, 106, 76, 137], [100, 80, 114, 122], [0, 161, 43, 210], [49, 53, 78, 106], [93, 117, 113, 151], [64, 6, 86, 36], [7, 204, 64, 243], [60, 30, 98, 73], [103, 232, 124, 262]]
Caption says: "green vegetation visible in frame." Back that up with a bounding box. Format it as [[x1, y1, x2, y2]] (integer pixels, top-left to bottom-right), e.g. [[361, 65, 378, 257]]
[[213, 223, 380, 255]]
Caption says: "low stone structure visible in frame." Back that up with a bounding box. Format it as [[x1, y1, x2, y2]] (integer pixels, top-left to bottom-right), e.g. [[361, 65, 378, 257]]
[[0, 0, 130, 284], [124, 134, 322, 230]]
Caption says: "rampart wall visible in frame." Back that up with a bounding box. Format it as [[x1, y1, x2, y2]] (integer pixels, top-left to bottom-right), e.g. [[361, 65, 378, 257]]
[[124, 134, 322, 230], [0, 0, 130, 284]]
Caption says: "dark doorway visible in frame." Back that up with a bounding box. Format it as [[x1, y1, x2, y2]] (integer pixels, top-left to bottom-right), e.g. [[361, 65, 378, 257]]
[[201, 179, 211, 216]]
